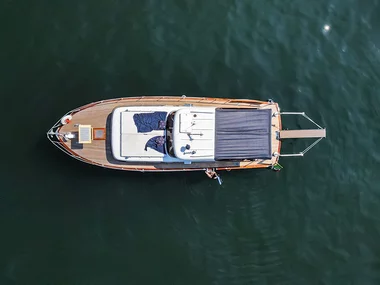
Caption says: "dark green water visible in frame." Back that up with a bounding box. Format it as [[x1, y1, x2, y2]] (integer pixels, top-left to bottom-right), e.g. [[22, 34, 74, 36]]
[[1, 0, 380, 284]]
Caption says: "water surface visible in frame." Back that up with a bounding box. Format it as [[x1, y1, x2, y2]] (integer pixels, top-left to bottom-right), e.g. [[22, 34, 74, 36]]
[[1, 0, 380, 284]]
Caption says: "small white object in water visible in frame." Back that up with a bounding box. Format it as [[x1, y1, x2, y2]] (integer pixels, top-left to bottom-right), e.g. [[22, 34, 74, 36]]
[[323, 24, 331, 32]]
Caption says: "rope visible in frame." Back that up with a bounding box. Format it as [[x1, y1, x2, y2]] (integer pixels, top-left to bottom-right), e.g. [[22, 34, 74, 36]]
[[301, 137, 323, 155], [302, 113, 323, 129]]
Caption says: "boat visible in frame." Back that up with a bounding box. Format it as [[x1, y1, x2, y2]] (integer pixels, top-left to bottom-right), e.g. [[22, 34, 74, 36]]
[[47, 96, 326, 183]]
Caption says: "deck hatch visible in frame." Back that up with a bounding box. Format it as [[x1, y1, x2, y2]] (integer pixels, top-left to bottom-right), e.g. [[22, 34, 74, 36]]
[[78, 124, 92, 144]]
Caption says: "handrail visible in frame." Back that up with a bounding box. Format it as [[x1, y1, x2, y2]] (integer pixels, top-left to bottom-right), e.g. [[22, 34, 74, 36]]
[[274, 112, 326, 157], [46, 96, 276, 172], [279, 112, 323, 129], [47, 96, 267, 121]]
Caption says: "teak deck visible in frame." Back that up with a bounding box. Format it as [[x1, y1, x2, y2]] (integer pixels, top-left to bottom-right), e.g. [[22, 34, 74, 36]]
[[56, 96, 281, 172]]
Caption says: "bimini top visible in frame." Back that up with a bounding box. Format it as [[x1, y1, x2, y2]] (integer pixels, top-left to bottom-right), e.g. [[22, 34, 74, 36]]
[[214, 108, 272, 160]]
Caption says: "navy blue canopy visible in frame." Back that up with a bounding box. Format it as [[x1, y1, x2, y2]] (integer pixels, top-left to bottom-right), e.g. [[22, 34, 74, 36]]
[[214, 108, 272, 160]]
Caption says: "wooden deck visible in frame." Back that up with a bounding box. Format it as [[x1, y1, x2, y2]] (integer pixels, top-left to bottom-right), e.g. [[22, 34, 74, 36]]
[[279, 129, 326, 139], [56, 96, 281, 171]]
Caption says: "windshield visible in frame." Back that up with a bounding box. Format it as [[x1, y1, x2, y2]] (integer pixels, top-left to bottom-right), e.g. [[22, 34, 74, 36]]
[[165, 112, 176, 157]]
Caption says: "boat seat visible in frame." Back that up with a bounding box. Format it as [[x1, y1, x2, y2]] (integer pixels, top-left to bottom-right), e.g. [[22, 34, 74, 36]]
[[121, 133, 165, 157]]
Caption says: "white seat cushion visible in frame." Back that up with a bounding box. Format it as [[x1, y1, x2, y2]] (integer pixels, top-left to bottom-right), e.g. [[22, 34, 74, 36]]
[[121, 133, 165, 157]]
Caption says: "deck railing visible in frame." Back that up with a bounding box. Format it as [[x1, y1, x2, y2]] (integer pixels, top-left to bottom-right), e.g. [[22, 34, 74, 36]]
[[46, 96, 276, 173], [274, 112, 326, 157]]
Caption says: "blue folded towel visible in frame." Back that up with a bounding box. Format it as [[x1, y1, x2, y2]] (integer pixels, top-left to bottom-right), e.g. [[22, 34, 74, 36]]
[[133, 112, 167, 133]]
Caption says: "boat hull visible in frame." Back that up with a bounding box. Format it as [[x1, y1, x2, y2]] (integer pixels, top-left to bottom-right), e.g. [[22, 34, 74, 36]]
[[47, 96, 281, 172]]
